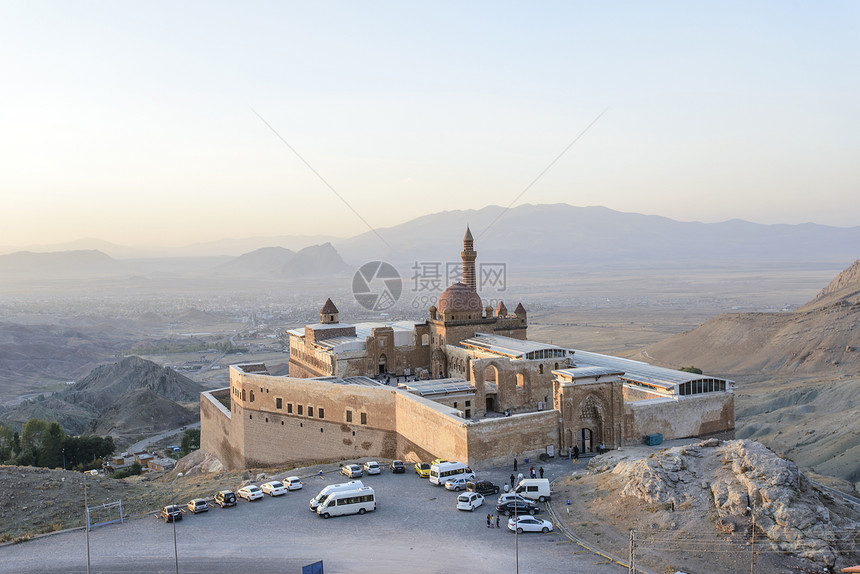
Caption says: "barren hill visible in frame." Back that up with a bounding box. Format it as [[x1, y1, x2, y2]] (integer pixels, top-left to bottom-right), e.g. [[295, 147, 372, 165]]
[[632, 258, 860, 488], [636, 257, 860, 376], [0, 356, 204, 445]]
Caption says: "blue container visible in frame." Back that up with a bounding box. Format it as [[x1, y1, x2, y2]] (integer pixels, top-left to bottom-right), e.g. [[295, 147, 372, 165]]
[[645, 433, 663, 446]]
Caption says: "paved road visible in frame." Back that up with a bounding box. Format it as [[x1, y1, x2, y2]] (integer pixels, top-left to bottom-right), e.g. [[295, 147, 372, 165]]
[[126, 423, 200, 454], [0, 457, 627, 574]]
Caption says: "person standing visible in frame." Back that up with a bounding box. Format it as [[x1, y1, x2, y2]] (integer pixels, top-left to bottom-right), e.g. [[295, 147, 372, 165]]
[[539, 466, 544, 479], [530, 466, 535, 479], [573, 445, 579, 463], [487, 513, 491, 528], [510, 474, 515, 489], [513, 458, 518, 472], [496, 514, 500, 528]]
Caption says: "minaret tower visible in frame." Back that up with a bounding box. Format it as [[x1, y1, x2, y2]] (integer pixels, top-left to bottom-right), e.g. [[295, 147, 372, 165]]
[[461, 226, 477, 292]]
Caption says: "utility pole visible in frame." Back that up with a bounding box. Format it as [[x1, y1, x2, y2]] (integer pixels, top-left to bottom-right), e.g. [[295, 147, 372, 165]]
[[84, 472, 90, 574], [749, 501, 756, 574], [628, 529, 636, 574]]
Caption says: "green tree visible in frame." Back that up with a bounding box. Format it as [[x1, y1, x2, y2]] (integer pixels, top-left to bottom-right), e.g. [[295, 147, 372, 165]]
[[40, 421, 66, 469], [180, 428, 200, 455], [0, 425, 16, 463], [680, 366, 703, 374]]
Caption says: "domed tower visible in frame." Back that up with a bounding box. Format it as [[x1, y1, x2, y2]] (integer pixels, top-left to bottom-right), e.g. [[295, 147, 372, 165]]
[[320, 298, 339, 324], [437, 282, 483, 321], [461, 226, 477, 292]]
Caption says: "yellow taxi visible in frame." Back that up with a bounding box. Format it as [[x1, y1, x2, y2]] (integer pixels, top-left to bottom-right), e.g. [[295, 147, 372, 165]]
[[431, 458, 448, 466], [414, 462, 431, 478]]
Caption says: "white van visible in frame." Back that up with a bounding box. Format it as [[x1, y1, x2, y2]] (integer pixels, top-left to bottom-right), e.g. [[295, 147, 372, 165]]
[[317, 486, 375, 519], [514, 478, 551, 502], [309, 480, 364, 511], [429, 461, 475, 486]]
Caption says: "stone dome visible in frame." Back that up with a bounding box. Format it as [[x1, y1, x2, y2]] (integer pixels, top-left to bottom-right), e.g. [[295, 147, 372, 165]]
[[437, 282, 483, 316]]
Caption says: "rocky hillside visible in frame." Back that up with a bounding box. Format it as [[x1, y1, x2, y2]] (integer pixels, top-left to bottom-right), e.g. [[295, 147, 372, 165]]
[[573, 439, 860, 573], [0, 356, 204, 445], [635, 256, 860, 375]]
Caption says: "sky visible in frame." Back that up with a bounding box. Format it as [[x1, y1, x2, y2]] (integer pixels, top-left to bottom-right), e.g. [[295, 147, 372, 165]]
[[1, 1, 859, 248]]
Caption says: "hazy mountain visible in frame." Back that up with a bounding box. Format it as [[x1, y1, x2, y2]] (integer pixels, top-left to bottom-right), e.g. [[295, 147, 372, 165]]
[[0, 250, 124, 277], [333, 204, 860, 269], [214, 246, 296, 277], [279, 243, 350, 277], [3, 204, 859, 276]]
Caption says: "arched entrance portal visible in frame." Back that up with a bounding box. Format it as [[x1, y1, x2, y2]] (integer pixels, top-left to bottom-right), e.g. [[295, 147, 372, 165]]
[[578, 428, 593, 453], [378, 354, 387, 375]]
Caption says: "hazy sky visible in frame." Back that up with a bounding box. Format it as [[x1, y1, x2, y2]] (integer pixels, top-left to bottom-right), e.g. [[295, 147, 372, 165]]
[[2, 1, 859, 248]]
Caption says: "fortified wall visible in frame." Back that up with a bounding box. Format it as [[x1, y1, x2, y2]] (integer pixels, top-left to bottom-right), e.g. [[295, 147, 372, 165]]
[[201, 364, 568, 470]]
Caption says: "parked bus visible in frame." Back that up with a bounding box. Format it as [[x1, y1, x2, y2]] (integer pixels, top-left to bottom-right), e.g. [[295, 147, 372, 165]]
[[309, 480, 364, 512], [429, 461, 475, 486], [316, 486, 376, 519]]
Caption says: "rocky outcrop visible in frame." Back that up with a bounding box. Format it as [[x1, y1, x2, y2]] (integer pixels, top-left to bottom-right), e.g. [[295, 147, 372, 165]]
[[591, 439, 860, 570]]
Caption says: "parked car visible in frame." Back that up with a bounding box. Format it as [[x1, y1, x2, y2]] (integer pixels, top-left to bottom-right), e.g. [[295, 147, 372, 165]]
[[391, 460, 405, 473], [467, 480, 500, 496], [496, 499, 540, 516], [261, 481, 287, 496], [414, 462, 431, 478], [214, 490, 236, 508], [497, 492, 534, 505], [341, 464, 363, 478], [284, 476, 303, 490], [237, 485, 263, 501], [363, 461, 381, 475], [508, 516, 553, 534], [186, 499, 209, 514], [444, 477, 470, 492], [456, 492, 484, 511], [430, 458, 448, 466], [160, 505, 183, 522]]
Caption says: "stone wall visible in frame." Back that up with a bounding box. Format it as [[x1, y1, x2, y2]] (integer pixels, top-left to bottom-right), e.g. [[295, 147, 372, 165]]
[[393, 390, 469, 463], [465, 410, 560, 467], [200, 389, 245, 470], [623, 392, 735, 444]]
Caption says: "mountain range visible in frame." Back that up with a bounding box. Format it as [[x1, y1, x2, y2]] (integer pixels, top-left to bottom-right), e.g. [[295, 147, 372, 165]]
[[2, 204, 858, 276]]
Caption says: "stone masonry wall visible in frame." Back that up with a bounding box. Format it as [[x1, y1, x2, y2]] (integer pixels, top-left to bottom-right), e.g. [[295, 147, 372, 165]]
[[465, 410, 560, 468], [623, 392, 734, 444]]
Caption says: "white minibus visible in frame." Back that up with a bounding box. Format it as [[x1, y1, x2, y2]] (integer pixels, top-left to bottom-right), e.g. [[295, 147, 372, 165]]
[[309, 480, 364, 511], [429, 461, 475, 486], [316, 486, 375, 519]]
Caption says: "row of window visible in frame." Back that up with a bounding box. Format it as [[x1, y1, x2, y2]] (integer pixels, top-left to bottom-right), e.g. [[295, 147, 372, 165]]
[[233, 386, 367, 425], [337, 494, 374, 506], [678, 380, 727, 395]]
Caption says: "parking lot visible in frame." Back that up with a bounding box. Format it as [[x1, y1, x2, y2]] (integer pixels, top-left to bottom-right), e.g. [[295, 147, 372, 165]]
[[0, 458, 629, 574]]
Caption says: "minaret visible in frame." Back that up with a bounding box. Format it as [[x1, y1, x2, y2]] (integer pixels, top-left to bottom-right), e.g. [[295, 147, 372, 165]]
[[461, 226, 477, 291]]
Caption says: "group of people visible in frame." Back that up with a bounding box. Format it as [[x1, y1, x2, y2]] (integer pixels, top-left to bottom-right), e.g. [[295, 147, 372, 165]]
[[486, 513, 501, 528]]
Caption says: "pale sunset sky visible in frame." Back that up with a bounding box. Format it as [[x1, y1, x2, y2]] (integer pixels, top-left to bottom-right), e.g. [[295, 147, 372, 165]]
[[1, 1, 858, 248]]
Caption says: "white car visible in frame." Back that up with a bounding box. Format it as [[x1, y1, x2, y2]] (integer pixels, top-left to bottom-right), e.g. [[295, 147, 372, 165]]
[[508, 516, 553, 534], [456, 492, 484, 511], [284, 476, 303, 491], [444, 477, 470, 492], [261, 481, 287, 496], [363, 461, 381, 475], [237, 485, 263, 501]]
